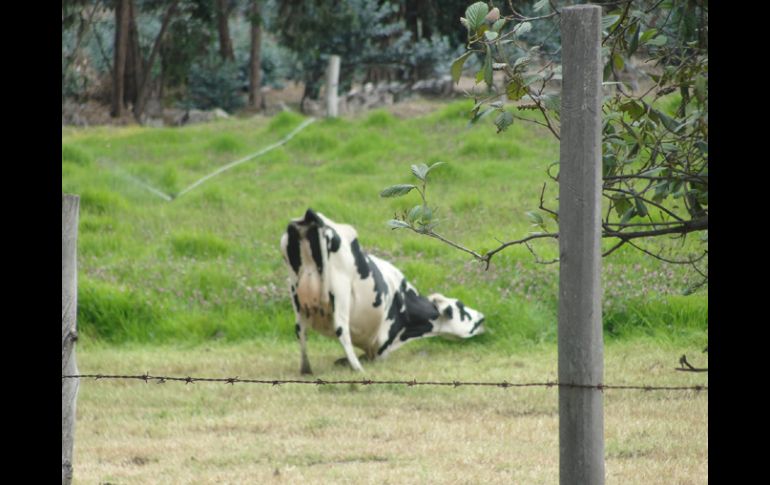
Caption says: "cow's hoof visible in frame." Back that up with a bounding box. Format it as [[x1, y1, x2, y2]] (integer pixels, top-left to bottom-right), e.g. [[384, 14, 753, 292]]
[[300, 366, 313, 375]]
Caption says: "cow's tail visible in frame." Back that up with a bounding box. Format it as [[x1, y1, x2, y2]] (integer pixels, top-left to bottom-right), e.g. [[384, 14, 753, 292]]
[[319, 225, 331, 305]]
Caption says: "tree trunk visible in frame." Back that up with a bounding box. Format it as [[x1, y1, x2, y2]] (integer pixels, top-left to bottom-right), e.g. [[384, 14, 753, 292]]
[[248, 0, 263, 110], [133, 0, 181, 123], [216, 0, 235, 61], [111, 0, 130, 117], [124, 0, 142, 109]]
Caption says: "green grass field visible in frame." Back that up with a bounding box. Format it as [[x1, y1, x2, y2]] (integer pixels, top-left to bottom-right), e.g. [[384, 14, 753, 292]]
[[72, 339, 707, 484], [63, 100, 707, 483], [62, 99, 707, 349]]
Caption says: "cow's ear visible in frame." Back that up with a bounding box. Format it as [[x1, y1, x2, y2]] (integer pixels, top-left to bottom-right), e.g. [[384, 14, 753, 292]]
[[302, 208, 324, 226], [428, 293, 449, 315]]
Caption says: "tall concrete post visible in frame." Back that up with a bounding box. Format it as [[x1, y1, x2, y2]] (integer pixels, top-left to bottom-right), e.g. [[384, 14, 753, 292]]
[[325, 55, 340, 118], [558, 6, 605, 485], [62, 194, 80, 485]]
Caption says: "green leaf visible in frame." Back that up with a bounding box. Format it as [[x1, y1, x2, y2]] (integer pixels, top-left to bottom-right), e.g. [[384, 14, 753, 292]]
[[694, 75, 707, 104], [533, 0, 549, 12], [464, 2, 489, 31], [634, 197, 648, 217], [492, 18, 506, 32], [513, 55, 530, 70], [602, 154, 618, 177], [411, 163, 429, 181], [468, 106, 497, 126], [628, 24, 640, 56], [483, 45, 493, 87], [407, 205, 423, 224], [651, 181, 669, 203], [640, 166, 666, 177], [526, 211, 543, 225], [620, 206, 636, 225], [514, 21, 532, 36], [450, 51, 473, 84], [619, 100, 644, 120], [613, 197, 632, 218], [656, 110, 680, 132], [542, 93, 561, 113], [409, 205, 433, 227], [387, 220, 411, 230], [380, 184, 417, 198], [484, 30, 499, 41], [612, 53, 625, 71], [426, 161, 446, 177], [506, 77, 527, 101], [640, 28, 658, 43], [647, 35, 668, 46], [494, 111, 514, 133]]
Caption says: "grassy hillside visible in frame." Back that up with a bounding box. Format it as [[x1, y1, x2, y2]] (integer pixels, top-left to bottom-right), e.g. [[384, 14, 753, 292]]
[[62, 100, 707, 348]]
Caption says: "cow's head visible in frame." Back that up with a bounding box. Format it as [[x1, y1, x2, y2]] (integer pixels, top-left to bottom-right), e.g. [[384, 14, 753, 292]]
[[428, 293, 485, 339]]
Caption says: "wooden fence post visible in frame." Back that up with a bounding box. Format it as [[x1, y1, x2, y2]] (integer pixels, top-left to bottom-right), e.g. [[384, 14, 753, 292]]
[[325, 55, 340, 118], [62, 194, 80, 485], [558, 6, 605, 485]]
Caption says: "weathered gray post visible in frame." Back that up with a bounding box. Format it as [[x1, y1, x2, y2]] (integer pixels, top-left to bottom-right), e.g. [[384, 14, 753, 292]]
[[558, 5, 604, 485], [62, 194, 80, 485], [325, 55, 340, 118]]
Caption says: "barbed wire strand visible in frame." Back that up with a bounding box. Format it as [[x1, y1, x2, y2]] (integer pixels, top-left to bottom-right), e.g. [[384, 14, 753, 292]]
[[61, 374, 707, 392]]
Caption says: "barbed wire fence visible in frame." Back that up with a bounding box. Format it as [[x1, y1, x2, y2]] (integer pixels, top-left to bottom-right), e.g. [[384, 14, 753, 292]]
[[61, 372, 707, 392]]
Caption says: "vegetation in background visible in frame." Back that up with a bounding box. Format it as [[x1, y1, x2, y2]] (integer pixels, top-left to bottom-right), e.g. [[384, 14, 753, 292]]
[[61, 0, 472, 118], [436, 1, 707, 291]]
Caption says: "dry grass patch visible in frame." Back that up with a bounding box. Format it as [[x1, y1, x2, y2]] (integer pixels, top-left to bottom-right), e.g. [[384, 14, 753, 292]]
[[73, 339, 706, 484]]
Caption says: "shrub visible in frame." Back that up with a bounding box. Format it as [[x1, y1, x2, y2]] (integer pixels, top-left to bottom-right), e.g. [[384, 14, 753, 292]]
[[186, 53, 245, 112]]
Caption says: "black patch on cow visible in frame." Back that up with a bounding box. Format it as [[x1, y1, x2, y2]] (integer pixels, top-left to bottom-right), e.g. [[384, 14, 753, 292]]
[[286, 225, 302, 274], [443, 305, 453, 320], [302, 208, 324, 226], [470, 317, 485, 335], [292, 291, 300, 313], [306, 226, 324, 274], [326, 227, 341, 254], [367, 256, 388, 307], [378, 282, 438, 355], [456, 301, 472, 322], [329, 292, 335, 312], [295, 323, 300, 339], [350, 239, 370, 279], [335, 327, 343, 337]]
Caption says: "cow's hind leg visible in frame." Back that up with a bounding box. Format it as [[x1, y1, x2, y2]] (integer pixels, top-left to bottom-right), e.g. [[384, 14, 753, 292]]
[[330, 286, 365, 372]]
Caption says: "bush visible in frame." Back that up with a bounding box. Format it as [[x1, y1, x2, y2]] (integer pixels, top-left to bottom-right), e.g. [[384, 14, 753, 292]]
[[186, 53, 246, 112], [402, 35, 459, 80]]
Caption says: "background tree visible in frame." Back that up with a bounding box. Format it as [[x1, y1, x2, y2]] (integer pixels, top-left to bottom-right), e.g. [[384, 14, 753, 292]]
[[273, 0, 457, 111], [215, 0, 235, 61], [247, 0, 264, 110], [111, 0, 130, 117], [383, 0, 708, 292]]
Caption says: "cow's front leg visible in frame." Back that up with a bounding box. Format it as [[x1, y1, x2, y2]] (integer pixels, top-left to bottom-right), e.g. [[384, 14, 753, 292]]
[[296, 321, 313, 375], [330, 286, 364, 372]]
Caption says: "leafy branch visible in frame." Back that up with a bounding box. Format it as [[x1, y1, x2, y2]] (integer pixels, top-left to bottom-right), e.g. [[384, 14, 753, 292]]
[[382, 1, 708, 293]]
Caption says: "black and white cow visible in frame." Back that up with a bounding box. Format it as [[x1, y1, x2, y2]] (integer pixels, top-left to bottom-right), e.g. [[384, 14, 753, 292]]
[[280, 208, 485, 374]]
